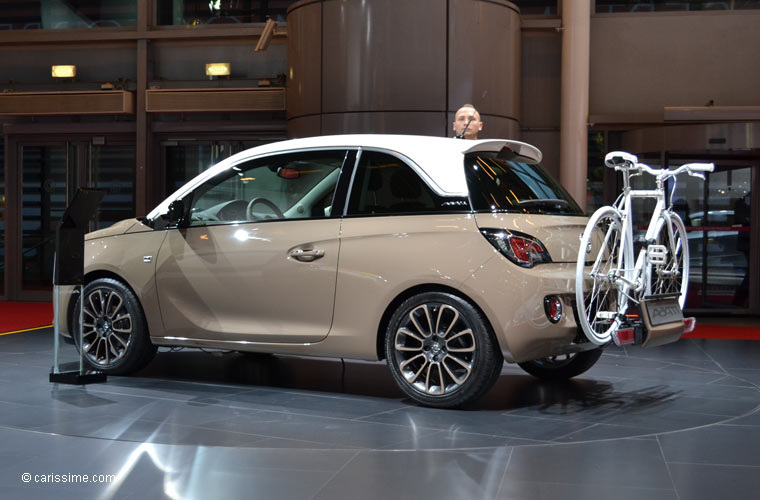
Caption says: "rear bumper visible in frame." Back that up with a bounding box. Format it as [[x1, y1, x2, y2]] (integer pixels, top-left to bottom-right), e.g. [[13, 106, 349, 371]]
[[462, 257, 595, 363]]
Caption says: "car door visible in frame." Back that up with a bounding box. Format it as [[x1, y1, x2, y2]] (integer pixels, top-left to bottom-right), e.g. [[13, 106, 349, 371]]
[[154, 149, 353, 344]]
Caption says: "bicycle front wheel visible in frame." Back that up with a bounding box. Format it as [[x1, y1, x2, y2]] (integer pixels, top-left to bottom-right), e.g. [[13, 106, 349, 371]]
[[648, 212, 689, 307], [576, 207, 627, 345]]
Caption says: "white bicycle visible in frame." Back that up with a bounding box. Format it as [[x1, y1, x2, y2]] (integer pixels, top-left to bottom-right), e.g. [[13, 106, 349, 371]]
[[575, 151, 714, 346]]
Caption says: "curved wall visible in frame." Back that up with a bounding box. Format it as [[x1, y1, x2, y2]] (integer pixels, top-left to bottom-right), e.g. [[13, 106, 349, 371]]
[[287, 0, 521, 139]]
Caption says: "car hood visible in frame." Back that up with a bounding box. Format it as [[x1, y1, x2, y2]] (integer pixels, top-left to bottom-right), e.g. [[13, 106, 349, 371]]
[[85, 219, 141, 241], [474, 213, 588, 263]]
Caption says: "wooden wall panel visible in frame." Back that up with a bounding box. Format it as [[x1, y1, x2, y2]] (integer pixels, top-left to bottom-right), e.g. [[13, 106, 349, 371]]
[[0, 90, 134, 115], [145, 88, 285, 112]]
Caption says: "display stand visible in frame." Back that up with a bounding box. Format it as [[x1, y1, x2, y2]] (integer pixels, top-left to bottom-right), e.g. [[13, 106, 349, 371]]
[[50, 188, 107, 385]]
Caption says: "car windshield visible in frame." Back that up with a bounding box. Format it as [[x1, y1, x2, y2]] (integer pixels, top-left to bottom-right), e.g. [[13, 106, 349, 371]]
[[464, 152, 583, 215]]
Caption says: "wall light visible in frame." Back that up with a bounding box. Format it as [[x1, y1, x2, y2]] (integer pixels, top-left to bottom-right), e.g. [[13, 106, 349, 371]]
[[51, 65, 76, 78], [254, 19, 278, 52], [205, 62, 231, 77]]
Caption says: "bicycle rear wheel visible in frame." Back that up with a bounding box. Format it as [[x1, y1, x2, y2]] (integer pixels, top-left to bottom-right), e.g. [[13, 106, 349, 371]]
[[648, 212, 689, 307], [576, 207, 628, 345]]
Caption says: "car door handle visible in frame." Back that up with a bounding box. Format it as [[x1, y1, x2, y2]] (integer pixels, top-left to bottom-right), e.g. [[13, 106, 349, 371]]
[[288, 247, 325, 262]]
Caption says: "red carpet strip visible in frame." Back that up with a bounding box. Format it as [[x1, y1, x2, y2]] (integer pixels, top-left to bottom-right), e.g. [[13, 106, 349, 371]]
[[683, 324, 760, 341], [0, 302, 54, 334]]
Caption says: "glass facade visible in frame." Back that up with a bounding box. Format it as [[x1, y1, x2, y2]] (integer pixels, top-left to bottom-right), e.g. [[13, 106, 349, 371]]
[[90, 144, 135, 230], [13, 142, 136, 294], [596, 0, 760, 13], [21, 145, 68, 292], [155, 0, 289, 26], [587, 132, 606, 214], [164, 143, 235, 198], [669, 160, 752, 310], [163, 141, 267, 199], [0, 1, 137, 30], [618, 153, 662, 248]]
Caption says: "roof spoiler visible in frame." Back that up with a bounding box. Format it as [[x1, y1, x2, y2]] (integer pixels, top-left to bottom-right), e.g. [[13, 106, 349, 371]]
[[463, 140, 543, 164]]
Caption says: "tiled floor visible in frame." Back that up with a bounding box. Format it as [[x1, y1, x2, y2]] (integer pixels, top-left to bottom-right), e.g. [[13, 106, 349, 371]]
[[0, 328, 758, 499]]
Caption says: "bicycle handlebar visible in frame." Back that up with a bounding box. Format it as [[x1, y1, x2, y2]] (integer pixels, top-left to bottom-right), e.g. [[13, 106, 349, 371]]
[[604, 151, 714, 180]]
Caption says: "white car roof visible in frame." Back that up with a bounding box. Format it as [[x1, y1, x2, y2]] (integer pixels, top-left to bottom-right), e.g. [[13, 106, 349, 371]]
[[147, 134, 542, 219]]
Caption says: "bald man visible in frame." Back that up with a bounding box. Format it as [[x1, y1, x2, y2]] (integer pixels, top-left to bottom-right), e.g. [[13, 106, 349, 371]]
[[453, 104, 483, 140]]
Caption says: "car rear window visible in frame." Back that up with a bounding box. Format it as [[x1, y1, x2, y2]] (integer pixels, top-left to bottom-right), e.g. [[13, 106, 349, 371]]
[[346, 151, 468, 216], [464, 152, 583, 215]]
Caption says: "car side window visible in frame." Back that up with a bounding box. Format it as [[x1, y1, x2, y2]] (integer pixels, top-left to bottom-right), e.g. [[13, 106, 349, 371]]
[[187, 150, 347, 226], [346, 151, 454, 216]]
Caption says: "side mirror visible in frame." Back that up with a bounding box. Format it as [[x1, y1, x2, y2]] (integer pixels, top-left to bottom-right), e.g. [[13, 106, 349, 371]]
[[167, 199, 186, 227]]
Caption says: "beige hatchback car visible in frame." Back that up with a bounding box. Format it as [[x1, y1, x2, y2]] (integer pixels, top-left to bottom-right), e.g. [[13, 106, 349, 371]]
[[62, 134, 595, 408]]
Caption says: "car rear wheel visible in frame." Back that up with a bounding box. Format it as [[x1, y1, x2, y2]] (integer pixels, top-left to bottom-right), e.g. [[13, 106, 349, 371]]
[[518, 348, 603, 381], [385, 292, 503, 409], [72, 278, 156, 375]]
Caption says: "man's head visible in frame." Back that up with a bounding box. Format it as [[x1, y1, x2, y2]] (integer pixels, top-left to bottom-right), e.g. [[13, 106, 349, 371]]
[[453, 104, 483, 140]]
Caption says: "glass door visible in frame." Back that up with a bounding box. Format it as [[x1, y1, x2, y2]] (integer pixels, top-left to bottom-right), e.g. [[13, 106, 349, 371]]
[[5, 139, 135, 301], [160, 139, 267, 200], [20, 143, 71, 297], [669, 158, 754, 312], [89, 143, 136, 230]]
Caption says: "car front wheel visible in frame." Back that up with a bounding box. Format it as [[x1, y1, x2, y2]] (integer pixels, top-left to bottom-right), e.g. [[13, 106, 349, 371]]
[[385, 292, 503, 409], [72, 278, 156, 374]]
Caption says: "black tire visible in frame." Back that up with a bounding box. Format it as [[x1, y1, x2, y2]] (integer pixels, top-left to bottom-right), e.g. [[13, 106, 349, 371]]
[[384, 292, 503, 409], [72, 278, 156, 375], [518, 348, 603, 381]]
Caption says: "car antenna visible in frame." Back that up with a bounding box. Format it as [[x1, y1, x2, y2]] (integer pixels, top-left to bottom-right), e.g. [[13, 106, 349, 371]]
[[455, 90, 488, 139], [455, 117, 474, 139]]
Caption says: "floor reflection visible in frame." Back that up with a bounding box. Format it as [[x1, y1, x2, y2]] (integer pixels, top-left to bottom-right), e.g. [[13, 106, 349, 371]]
[[135, 349, 682, 415], [137, 349, 404, 400]]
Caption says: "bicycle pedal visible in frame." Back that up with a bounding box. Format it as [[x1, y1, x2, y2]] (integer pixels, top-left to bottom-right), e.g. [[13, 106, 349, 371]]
[[647, 244, 667, 264], [596, 311, 617, 320]]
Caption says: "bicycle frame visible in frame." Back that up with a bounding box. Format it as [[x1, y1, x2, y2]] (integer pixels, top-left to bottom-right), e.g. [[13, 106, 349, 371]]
[[612, 168, 675, 306]]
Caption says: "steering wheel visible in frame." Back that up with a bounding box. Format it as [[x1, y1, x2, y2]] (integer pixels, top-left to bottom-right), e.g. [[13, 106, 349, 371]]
[[246, 197, 285, 221], [190, 212, 220, 223]]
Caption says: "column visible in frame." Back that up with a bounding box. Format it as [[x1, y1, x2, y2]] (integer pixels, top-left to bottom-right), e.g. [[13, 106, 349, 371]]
[[559, 0, 591, 212]]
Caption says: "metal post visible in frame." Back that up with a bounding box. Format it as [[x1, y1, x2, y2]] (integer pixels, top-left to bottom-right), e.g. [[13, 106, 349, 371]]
[[53, 284, 60, 374], [78, 284, 84, 375]]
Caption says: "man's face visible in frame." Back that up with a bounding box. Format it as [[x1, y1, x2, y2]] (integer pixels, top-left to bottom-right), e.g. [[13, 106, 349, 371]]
[[453, 107, 483, 139]]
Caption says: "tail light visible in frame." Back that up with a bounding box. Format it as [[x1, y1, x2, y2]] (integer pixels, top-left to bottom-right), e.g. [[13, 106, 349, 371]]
[[612, 327, 635, 346], [683, 317, 696, 334], [480, 228, 551, 268]]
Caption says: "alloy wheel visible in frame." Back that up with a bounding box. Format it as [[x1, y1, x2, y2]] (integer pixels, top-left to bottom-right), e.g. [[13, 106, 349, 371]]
[[80, 288, 133, 368], [392, 303, 477, 396]]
